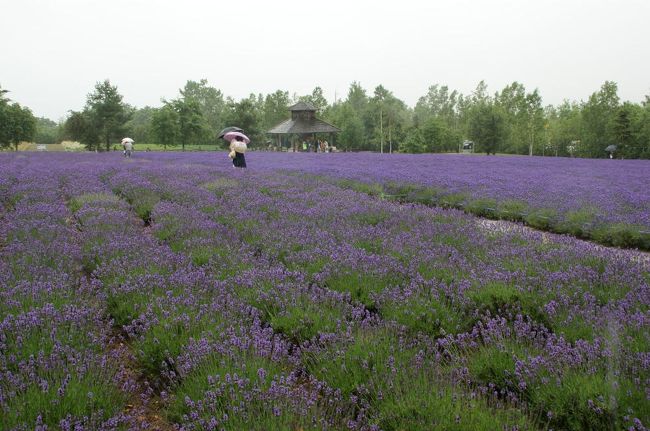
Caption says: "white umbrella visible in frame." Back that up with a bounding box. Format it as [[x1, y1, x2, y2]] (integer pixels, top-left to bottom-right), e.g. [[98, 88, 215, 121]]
[[121, 137, 134, 144]]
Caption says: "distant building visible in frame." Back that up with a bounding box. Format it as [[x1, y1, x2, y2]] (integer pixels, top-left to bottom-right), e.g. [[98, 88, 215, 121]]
[[267, 102, 340, 151]]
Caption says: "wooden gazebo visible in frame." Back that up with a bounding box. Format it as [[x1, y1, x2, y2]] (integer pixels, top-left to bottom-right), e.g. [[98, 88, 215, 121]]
[[267, 101, 340, 151]]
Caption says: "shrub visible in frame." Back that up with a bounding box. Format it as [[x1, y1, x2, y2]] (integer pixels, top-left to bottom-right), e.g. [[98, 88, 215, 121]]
[[497, 200, 529, 222], [525, 208, 557, 230], [465, 198, 498, 218], [591, 223, 650, 250], [556, 207, 597, 238]]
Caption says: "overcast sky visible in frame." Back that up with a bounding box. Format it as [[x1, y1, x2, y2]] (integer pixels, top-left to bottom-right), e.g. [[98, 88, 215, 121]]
[[2, 0, 649, 121]]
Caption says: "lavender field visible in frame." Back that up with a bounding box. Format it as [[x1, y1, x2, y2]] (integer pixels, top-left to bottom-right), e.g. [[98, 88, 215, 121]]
[[252, 152, 650, 249], [1, 152, 649, 431]]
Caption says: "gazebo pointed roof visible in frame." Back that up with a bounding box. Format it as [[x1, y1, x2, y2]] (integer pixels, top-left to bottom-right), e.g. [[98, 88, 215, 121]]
[[288, 101, 317, 111], [267, 118, 340, 134], [267, 102, 340, 135]]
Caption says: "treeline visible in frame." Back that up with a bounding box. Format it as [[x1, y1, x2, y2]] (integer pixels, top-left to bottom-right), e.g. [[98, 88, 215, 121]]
[[2, 80, 650, 158]]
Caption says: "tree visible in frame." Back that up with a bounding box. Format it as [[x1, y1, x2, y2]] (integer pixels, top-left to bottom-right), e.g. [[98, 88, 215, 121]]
[[151, 105, 180, 150], [338, 82, 371, 150], [0, 86, 10, 148], [523, 89, 545, 156], [635, 95, 650, 158], [125, 106, 155, 145], [370, 85, 391, 153], [180, 79, 226, 143], [613, 102, 640, 158], [382, 94, 410, 153], [86, 80, 131, 151], [420, 117, 456, 153], [299, 87, 328, 115], [0, 87, 37, 151], [169, 98, 205, 151], [413, 84, 465, 152], [581, 81, 620, 157], [495, 82, 544, 155], [64, 111, 99, 150], [468, 102, 507, 155], [4, 103, 37, 151], [262, 90, 291, 131], [34, 117, 60, 145], [400, 127, 426, 153], [546, 100, 582, 157], [332, 104, 364, 151]]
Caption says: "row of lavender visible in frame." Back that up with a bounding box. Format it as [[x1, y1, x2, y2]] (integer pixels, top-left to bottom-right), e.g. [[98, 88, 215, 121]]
[[0, 158, 136, 429], [2, 153, 649, 430], [249, 152, 650, 249]]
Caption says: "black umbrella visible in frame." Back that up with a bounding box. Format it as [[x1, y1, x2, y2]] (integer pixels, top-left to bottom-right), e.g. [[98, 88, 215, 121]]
[[605, 145, 617, 152], [218, 126, 243, 139]]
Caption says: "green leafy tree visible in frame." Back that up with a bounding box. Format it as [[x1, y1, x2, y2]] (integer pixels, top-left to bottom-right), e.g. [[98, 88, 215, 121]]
[[546, 101, 582, 157], [151, 105, 180, 150], [495, 82, 527, 153], [0, 87, 36, 151], [523, 89, 545, 156], [262, 90, 291, 131], [370, 85, 391, 152], [420, 117, 456, 152], [468, 102, 507, 155], [413, 84, 465, 152], [613, 102, 640, 158], [169, 98, 205, 151], [299, 87, 328, 115], [0, 86, 10, 148], [635, 95, 650, 158], [64, 111, 99, 150], [34, 117, 60, 145], [581, 81, 620, 157], [341, 82, 372, 149], [180, 79, 226, 143], [382, 95, 410, 153], [86, 80, 131, 151], [332, 104, 364, 151], [495, 83, 544, 155], [400, 127, 426, 153], [2, 103, 37, 151], [125, 106, 155, 145]]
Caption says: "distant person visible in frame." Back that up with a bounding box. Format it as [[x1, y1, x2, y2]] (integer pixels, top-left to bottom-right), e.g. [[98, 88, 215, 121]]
[[124, 140, 133, 157], [121, 137, 134, 157], [229, 135, 247, 168]]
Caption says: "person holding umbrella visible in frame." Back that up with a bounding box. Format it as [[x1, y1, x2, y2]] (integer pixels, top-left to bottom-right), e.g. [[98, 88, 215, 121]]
[[224, 130, 249, 168], [121, 137, 134, 157]]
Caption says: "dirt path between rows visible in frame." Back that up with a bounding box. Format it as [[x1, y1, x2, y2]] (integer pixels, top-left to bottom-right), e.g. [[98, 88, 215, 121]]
[[108, 331, 175, 431]]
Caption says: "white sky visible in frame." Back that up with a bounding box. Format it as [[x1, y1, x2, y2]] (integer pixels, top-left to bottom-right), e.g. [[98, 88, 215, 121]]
[[1, 0, 649, 121]]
